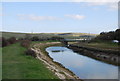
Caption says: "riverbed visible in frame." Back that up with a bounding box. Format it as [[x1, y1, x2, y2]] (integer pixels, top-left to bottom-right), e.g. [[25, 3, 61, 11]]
[[46, 46, 118, 79]]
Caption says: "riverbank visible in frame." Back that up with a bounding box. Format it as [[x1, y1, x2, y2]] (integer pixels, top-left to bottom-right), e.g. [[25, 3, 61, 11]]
[[31, 42, 82, 80], [67, 42, 120, 66], [73, 42, 119, 51]]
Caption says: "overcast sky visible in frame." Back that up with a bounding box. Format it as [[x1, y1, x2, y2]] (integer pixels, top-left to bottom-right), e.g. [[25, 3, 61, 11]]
[[0, 1, 119, 34]]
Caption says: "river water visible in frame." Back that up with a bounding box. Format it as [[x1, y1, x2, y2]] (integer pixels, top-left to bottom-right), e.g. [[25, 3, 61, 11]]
[[46, 46, 118, 79]]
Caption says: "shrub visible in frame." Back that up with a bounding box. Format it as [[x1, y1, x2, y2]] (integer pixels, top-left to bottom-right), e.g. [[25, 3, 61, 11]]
[[31, 36, 39, 41], [51, 36, 64, 41], [1, 37, 9, 47], [24, 34, 31, 40], [7, 37, 17, 44], [18, 38, 24, 41], [25, 49, 36, 58], [21, 40, 31, 48]]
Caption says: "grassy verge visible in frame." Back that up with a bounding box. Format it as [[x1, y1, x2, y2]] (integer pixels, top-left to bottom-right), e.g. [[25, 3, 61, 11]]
[[2, 43, 59, 79], [74, 42, 119, 51]]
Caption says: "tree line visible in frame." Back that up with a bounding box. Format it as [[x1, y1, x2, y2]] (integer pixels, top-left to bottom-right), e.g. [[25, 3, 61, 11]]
[[1, 36, 64, 47], [93, 29, 120, 44]]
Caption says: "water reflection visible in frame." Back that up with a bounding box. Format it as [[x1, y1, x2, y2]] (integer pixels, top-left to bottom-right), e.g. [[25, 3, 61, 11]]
[[46, 46, 118, 79]]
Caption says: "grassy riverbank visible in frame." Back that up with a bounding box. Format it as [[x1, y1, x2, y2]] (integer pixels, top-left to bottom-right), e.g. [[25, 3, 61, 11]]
[[2, 43, 59, 79], [73, 41, 119, 51]]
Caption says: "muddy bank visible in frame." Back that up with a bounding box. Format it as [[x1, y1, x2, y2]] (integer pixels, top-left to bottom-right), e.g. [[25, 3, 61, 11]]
[[67, 44, 120, 66], [31, 42, 82, 81]]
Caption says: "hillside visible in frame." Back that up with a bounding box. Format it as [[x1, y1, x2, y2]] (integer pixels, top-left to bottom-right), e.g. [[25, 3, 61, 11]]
[[1, 31, 97, 39]]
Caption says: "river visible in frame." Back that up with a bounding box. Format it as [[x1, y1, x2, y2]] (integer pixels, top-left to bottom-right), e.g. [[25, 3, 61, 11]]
[[46, 46, 119, 79]]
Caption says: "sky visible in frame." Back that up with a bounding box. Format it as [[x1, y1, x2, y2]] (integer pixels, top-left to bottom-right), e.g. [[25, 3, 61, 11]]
[[0, 1, 119, 34]]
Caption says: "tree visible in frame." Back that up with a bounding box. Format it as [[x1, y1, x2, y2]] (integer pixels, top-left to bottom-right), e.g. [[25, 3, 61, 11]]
[[115, 29, 120, 44], [100, 32, 107, 35]]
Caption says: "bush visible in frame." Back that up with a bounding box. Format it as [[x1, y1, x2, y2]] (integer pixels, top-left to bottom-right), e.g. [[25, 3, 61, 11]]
[[50, 36, 64, 41], [21, 40, 31, 48], [18, 38, 24, 41], [7, 37, 17, 44], [31, 36, 39, 41], [25, 49, 36, 58], [1, 37, 9, 47], [24, 34, 31, 40]]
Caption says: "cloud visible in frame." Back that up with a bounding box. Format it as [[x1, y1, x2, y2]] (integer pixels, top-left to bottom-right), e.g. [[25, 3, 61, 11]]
[[17, 14, 60, 21], [17, 14, 85, 21], [108, 3, 118, 10], [70, 0, 118, 11], [84, 2, 118, 11], [71, 0, 118, 11], [65, 14, 85, 20]]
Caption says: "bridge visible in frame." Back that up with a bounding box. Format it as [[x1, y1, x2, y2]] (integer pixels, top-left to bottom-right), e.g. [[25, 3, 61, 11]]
[[61, 38, 91, 45]]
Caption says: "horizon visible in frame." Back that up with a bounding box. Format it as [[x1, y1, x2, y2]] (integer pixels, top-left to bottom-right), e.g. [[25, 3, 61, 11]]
[[1, 30, 98, 35]]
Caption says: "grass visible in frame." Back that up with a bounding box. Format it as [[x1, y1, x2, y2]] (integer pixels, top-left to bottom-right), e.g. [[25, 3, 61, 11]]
[[74, 41, 119, 51], [2, 43, 59, 79], [87, 42, 118, 49], [31, 40, 59, 44]]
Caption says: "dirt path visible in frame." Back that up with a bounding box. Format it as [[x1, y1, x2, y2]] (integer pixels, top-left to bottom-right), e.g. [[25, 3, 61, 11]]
[[31, 42, 82, 81]]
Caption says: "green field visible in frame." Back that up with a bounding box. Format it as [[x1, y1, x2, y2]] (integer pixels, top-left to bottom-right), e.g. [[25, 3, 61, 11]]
[[2, 43, 58, 79]]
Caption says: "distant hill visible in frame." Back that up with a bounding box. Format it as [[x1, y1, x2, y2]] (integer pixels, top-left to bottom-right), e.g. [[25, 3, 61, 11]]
[[79, 35, 96, 38], [57, 33, 72, 35], [1, 31, 97, 39]]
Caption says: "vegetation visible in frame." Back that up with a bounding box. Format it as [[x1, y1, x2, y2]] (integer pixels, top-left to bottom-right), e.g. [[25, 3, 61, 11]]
[[75, 42, 119, 51], [7, 37, 17, 44], [25, 49, 36, 58], [1, 37, 17, 47], [115, 29, 120, 44], [1, 31, 97, 39], [92, 29, 120, 44], [1, 37, 9, 47], [73, 29, 120, 52], [31, 36, 39, 41], [2, 43, 59, 79], [50, 36, 64, 41], [20, 40, 31, 48]]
